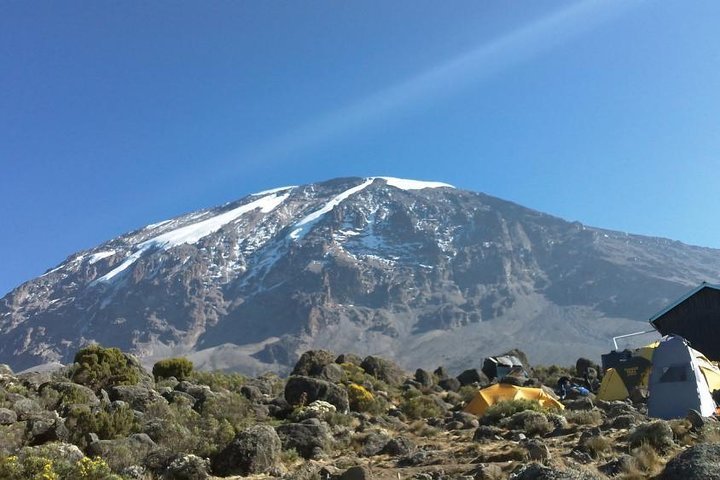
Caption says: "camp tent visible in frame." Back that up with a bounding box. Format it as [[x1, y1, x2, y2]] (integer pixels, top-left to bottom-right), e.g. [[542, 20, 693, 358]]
[[648, 335, 720, 419], [482, 355, 526, 381], [464, 383, 564, 416], [597, 343, 657, 401]]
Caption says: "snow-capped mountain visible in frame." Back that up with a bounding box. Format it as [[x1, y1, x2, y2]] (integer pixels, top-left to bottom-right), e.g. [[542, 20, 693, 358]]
[[2, 176, 720, 373]]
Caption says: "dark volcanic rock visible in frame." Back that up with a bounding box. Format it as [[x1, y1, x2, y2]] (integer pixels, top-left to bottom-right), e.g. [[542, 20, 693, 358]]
[[360, 356, 406, 386], [212, 425, 282, 476], [292, 350, 336, 377], [285, 376, 349, 412], [275, 419, 332, 459], [457, 368, 488, 386], [510, 462, 602, 479], [662, 443, 720, 480]]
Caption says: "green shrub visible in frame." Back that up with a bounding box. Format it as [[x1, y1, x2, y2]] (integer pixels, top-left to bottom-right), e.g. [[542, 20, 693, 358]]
[[152, 357, 194, 381], [65, 404, 137, 444], [71, 345, 139, 392], [483, 399, 544, 424], [189, 371, 246, 393], [400, 395, 443, 420]]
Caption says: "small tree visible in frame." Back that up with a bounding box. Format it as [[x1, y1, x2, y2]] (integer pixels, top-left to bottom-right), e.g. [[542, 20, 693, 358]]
[[71, 344, 139, 391], [152, 357, 194, 381]]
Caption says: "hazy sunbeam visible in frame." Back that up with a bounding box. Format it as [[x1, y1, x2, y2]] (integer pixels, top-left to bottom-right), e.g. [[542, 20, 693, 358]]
[[222, 0, 633, 174]]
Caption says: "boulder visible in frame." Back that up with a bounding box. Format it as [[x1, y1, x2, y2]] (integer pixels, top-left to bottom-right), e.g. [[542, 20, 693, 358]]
[[414, 369, 434, 387], [26, 411, 69, 445], [628, 420, 675, 452], [292, 350, 336, 377], [319, 363, 346, 383], [510, 462, 602, 479], [285, 376, 349, 412], [109, 385, 167, 411], [457, 368, 489, 387], [576, 358, 600, 378], [336, 353, 363, 366], [38, 381, 99, 408], [381, 436, 414, 456], [275, 418, 333, 459], [0, 364, 12, 376], [662, 443, 720, 480], [433, 366, 450, 380], [0, 407, 17, 425], [12, 398, 43, 420], [240, 385, 264, 403], [361, 356, 406, 386], [473, 425, 503, 443], [360, 431, 391, 456], [522, 438, 551, 462], [438, 377, 461, 392], [165, 454, 210, 480], [212, 424, 281, 476], [88, 435, 155, 469], [18, 442, 84, 464], [340, 465, 373, 480]]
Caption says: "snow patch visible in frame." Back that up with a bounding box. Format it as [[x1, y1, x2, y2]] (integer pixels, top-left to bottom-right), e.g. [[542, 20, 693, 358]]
[[376, 177, 454, 190], [250, 185, 296, 196], [95, 192, 290, 283], [290, 178, 375, 240], [88, 251, 116, 264]]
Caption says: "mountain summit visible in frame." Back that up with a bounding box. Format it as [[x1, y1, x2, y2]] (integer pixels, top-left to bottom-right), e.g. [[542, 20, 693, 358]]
[[2, 176, 720, 373]]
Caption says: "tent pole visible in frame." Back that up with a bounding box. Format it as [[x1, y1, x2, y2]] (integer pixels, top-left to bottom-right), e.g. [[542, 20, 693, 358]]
[[612, 330, 657, 351]]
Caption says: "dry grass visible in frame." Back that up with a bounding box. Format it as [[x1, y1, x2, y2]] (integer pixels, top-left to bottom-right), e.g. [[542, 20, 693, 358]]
[[617, 442, 664, 479], [584, 435, 613, 458], [564, 409, 603, 426]]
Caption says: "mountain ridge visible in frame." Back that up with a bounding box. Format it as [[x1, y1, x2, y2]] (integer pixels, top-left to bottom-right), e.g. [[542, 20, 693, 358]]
[[2, 176, 720, 373]]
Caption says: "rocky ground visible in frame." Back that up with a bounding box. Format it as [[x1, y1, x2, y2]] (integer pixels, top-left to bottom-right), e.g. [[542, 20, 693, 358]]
[[1, 347, 720, 480]]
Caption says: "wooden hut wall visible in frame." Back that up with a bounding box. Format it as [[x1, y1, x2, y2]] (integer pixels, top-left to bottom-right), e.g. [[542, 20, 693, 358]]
[[652, 287, 720, 360]]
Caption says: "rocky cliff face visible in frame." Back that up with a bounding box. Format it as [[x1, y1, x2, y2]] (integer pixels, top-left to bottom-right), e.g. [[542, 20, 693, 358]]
[[2, 176, 720, 373]]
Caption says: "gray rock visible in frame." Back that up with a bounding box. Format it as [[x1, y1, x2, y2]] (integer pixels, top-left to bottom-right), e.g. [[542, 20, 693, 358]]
[[27, 411, 68, 445], [523, 439, 551, 461], [472, 463, 504, 480], [473, 425, 503, 443], [212, 424, 281, 476], [240, 385, 264, 403], [275, 419, 332, 459], [662, 443, 720, 480], [0, 364, 13, 375], [336, 353, 363, 366], [340, 465, 373, 480], [628, 420, 675, 452], [0, 407, 17, 425], [510, 462, 602, 479], [292, 350, 336, 377], [457, 369, 489, 387], [109, 384, 167, 411], [319, 363, 345, 383], [611, 414, 636, 429], [285, 376, 349, 412], [12, 398, 42, 420], [39, 381, 99, 408], [360, 432, 391, 456], [361, 356, 406, 386], [564, 397, 594, 410], [438, 377, 461, 392], [18, 442, 84, 463], [381, 436, 414, 456], [414, 369, 434, 387], [164, 454, 210, 480]]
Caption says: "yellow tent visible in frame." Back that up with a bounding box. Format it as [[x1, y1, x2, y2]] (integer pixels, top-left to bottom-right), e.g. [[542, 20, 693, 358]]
[[464, 383, 565, 416], [597, 341, 720, 402], [597, 343, 657, 402]]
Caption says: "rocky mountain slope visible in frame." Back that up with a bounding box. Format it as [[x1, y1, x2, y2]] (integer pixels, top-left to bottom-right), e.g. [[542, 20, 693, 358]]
[[2, 176, 720, 373]]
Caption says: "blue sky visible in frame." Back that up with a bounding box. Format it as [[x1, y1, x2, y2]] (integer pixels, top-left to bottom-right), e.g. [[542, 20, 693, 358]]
[[2, 1, 720, 296]]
